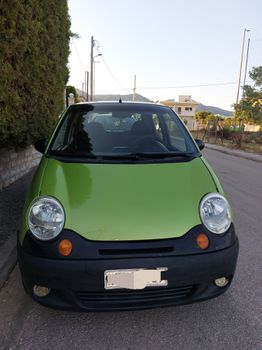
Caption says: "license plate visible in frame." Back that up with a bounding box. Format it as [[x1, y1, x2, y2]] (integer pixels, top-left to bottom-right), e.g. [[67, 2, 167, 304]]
[[104, 268, 168, 290]]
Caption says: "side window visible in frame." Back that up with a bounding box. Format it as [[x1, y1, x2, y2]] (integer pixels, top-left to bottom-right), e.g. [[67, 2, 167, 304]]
[[52, 113, 72, 150], [163, 113, 186, 151]]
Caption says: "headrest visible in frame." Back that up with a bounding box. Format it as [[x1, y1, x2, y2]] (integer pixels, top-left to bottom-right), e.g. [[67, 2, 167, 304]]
[[85, 122, 105, 135], [131, 119, 155, 135]]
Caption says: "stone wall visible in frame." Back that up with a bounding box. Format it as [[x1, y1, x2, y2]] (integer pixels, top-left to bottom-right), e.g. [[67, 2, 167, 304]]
[[0, 146, 41, 190]]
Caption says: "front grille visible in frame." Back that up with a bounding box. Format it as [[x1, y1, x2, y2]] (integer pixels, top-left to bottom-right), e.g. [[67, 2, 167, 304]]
[[98, 246, 174, 256], [75, 285, 195, 307]]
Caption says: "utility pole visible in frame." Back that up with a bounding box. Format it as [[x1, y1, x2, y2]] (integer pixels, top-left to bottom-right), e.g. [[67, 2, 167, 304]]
[[90, 36, 102, 101], [93, 61, 100, 100], [133, 74, 136, 101], [85, 71, 89, 101], [236, 28, 250, 105], [82, 82, 85, 98], [90, 36, 94, 101], [243, 38, 251, 96]]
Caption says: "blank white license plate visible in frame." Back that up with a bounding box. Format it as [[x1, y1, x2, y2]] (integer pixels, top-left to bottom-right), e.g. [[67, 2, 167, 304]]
[[104, 268, 168, 290]]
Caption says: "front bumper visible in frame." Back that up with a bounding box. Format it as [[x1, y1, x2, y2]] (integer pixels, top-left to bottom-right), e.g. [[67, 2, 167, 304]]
[[18, 226, 239, 311]]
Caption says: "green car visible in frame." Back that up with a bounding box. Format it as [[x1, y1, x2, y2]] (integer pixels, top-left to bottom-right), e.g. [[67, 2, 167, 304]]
[[18, 102, 239, 311]]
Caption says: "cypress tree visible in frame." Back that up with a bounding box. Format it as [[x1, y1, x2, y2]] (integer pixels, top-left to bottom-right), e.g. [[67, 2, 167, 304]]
[[0, 0, 71, 147]]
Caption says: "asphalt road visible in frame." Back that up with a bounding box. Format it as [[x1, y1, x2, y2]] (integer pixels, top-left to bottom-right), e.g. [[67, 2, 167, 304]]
[[0, 149, 261, 350]]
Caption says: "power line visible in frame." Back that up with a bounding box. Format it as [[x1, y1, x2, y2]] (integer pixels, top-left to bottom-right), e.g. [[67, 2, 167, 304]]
[[71, 38, 86, 71], [96, 80, 252, 94], [100, 56, 132, 93], [71, 36, 255, 94], [72, 37, 131, 95], [138, 81, 247, 90]]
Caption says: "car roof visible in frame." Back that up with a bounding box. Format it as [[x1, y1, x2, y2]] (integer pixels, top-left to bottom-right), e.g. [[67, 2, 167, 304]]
[[69, 101, 168, 109]]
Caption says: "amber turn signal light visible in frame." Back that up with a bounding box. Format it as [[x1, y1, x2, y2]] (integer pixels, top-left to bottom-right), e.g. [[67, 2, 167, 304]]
[[196, 233, 209, 250], [58, 239, 73, 256]]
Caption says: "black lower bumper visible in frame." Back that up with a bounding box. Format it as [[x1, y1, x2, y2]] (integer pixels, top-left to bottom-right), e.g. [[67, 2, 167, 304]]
[[18, 235, 239, 311]]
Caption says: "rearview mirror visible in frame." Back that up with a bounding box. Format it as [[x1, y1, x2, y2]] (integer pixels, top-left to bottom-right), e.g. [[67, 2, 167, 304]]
[[195, 139, 205, 150], [34, 139, 48, 154]]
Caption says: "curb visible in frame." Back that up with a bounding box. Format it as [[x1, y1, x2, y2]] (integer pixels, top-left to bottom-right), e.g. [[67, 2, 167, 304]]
[[205, 144, 262, 164], [0, 234, 17, 288]]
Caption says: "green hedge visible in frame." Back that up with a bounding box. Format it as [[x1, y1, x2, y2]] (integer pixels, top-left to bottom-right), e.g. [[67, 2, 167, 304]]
[[0, 0, 71, 148]]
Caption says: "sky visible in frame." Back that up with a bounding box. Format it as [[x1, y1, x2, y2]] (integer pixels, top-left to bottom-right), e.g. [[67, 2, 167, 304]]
[[67, 0, 262, 111]]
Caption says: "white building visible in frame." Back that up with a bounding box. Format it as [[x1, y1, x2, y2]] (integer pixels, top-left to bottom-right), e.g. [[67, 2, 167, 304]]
[[160, 95, 199, 130]]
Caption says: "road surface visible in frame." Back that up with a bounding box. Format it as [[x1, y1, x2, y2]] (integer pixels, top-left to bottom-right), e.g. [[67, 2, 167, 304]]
[[0, 148, 261, 350]]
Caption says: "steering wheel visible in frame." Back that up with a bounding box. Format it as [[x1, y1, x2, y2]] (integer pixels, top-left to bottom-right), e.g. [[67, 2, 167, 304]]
[[131, 135, 168, 152]]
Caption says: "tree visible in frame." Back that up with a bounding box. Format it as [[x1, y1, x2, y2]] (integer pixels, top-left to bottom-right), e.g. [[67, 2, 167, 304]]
[[250, 66, 262, 87], [0, 1, 71, 148], [194, 111, 214, 140], [195, 110, 213, 121], [234, 66, 262, 127], [195, 111, 214, 124]]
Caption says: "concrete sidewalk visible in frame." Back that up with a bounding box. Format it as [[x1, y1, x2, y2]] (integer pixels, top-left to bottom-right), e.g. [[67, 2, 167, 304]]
[[0, 170, 35, 287], [206, 143, 262, 163]]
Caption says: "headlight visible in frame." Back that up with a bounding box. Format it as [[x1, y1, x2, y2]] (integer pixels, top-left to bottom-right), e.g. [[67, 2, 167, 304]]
[[28, 196, 65, 240], [200, 193, 231, 234]]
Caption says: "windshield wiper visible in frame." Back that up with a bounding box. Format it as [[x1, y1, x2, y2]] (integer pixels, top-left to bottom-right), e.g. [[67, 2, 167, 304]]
[[48, 150, 197, 161], [48, 150, 98, 158], [133, 152, 195, 158], [104, 152, 196, 159]]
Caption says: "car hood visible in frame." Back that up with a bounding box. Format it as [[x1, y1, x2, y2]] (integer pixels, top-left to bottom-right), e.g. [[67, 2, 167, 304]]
[[37, 157, 217, 241]]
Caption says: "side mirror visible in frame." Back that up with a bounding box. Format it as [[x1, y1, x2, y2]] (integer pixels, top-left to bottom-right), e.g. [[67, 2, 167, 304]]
[[34, 139, 48, 154], [195, 139, 205, 151]]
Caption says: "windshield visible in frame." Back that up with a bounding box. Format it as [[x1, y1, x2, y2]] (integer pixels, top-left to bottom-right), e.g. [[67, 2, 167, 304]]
[[49, 104, 199, 161]]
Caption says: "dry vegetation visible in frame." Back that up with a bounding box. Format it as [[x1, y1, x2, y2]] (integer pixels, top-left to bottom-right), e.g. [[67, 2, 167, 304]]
[[191, 129, 262, 154]]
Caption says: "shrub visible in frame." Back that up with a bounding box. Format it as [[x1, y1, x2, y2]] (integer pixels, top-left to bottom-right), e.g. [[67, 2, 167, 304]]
[[244, 132, 262, 144], [217, 127, 233, 140]]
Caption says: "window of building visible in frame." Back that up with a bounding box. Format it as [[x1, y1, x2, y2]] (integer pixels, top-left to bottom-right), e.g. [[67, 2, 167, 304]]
[[178, 107, 181, 113], [185, 107, 193, 111]]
